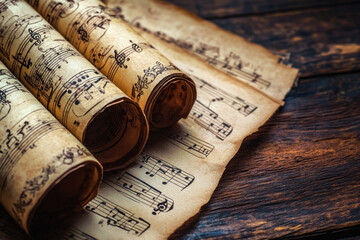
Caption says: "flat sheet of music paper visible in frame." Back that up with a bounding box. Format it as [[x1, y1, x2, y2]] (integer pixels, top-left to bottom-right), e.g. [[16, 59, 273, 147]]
[[0, 0, 298, 239], [106, 0, 298, 103]]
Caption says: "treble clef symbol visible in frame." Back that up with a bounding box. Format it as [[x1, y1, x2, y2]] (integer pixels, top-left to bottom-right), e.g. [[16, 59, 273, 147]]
[[152, 198, 173, 215], [114, 49, 129, 68]]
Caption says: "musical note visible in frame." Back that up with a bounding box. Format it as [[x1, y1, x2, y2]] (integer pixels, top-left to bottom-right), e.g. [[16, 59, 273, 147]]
[[163, 130, 214, 159], [89, 42, 113, 70], [106, 40, 152, 80], [0, 111, 62, 190], [0, 14, 41, 60], [85, 195, 150, 236], [0, 69, 27, 121], [114, 41, 146, 68], [64, 5, 111, 54], [11, 24, 54, 80], [39, 0, 81, 28], [126, 23, 271, 89], [191, 74, 257, 116], [0, 10, 115, 129], [0, 0, 20, 14], [51, 69, 109, 127], [20, 42, 79, 104], [190, 100, 233, 141], [195, 43, 220, 64], [104, 172, 174, 215], [137, 152, 195, 190], [192, 43, 271, 88], [0, 89, 10, 121]]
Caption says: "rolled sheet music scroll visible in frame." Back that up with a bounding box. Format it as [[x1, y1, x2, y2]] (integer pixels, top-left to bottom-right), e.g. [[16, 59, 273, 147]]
[[0, 0, 149, 170], [0, 1, 300, 239], [28, 0, 197, 130], [0, 61, 102, 235]]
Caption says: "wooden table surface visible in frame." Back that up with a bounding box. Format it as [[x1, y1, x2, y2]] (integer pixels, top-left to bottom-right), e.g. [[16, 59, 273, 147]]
[[165, 0, 360, 239], [0, 1, 358, 240]]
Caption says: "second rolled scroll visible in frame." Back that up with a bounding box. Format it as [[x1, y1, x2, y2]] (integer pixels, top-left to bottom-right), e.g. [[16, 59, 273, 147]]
[[29, 0, 197, 130]]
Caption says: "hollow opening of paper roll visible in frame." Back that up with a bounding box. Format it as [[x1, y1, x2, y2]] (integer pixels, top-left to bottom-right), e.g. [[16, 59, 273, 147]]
[[82, 99, 148, 171], [149, 74, 196, 130], [29, 162, 101, 235]]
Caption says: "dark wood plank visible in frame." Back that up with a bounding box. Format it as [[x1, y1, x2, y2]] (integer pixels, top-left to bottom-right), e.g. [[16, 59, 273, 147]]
[[210, 4, 360, 77], [165, 0, 360, 18], [171, 71, 360, 239]]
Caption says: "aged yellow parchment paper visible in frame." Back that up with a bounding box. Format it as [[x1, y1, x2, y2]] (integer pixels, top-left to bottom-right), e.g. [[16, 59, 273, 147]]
[[1, 0, 299, 239], [0, 0, 149, 171], [106, 0, 299, 102], [28, 0, 197, 130], [0, 60, 102, 235]]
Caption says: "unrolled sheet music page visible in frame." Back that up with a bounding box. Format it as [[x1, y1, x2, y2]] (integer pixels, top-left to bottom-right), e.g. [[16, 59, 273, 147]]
[[106, 0, 299, 102], [0, 0, 298, 239]]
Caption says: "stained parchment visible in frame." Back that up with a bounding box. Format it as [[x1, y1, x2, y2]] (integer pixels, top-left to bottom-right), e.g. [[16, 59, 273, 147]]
[[106, 0, 299, 102], [28, 0, 197, 130], [30, 18, 288, 240], [0, 60, 102, 235], [0, 0, 149, 170], [0, 0, 299, 239]]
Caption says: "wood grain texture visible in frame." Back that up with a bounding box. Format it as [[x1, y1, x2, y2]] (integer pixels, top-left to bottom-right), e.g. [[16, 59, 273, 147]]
[[171, 71, 360, 239], [162, 1, 360, 239], [166, 0, 360, 18], [211, 4, 360, 77]]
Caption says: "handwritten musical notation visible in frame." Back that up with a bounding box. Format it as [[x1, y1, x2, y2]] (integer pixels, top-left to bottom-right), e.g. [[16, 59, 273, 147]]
[[64, 5, 111, 54], [52, 226, 97, 240], [190, 43, 271, 89], [89, 42, 112, 70], [190, 100, 233, 141], [23, 43, 79, 104], [190, 74, 258, 117], [11, 24, 54, 74], [50, 69, 109, 127], [0, 111, 62, 190], [104, 172, 174, 215], [0, 69, 27, 121], [0, 0, 20, 15], [85, 195, 150, 236], [163, 130, 214, 159], [120, 18, 272, 89], [40, 0, 81, 28], [0, 89, 11, 121], [136, 152, 195, 190], [107, 41, 152, 81], [0, 14, 42, 60]]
